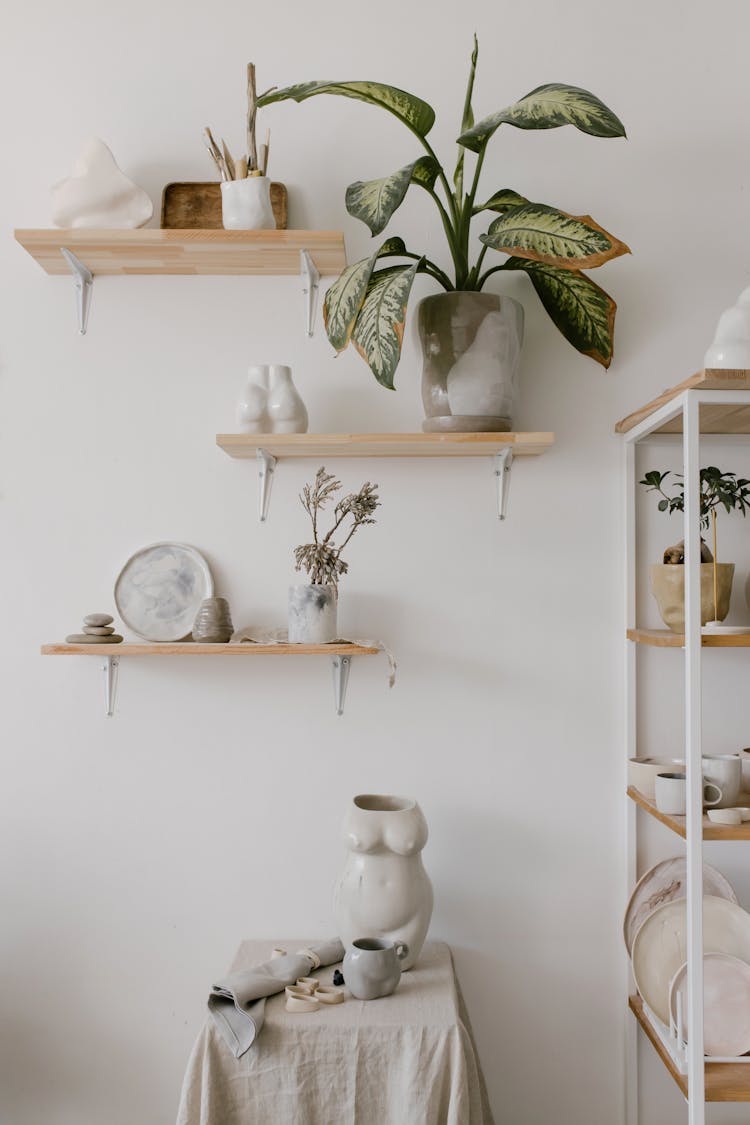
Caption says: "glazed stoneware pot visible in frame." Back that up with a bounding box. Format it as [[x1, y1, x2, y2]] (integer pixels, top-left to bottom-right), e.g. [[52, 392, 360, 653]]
[[343, 938, 409, 1000], [333, 794, 433, 971], [288, 584, 337, 643], [417, 291, 524, 433], [649, 563, 734, 632]]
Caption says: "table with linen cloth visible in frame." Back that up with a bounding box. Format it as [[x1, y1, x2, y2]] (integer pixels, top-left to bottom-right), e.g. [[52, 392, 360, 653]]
[[176, 939, 495, 1125]]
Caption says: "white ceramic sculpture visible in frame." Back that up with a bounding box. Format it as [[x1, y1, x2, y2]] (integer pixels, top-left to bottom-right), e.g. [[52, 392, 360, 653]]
[[236, 364, 308, 434], [333, 794, 433, 971], [288, 584, 337, 643], [51, 138, 153, 229], [221, 176, 275, 230], [704, 287, 750, 369]]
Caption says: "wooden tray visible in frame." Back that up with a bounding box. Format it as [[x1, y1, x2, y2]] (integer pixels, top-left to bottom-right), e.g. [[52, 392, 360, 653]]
[[161, 181, 288, 230]]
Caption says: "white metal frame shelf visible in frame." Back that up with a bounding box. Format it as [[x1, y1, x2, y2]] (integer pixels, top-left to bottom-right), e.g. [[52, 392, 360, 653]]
[[622, 385, 750, 1124]]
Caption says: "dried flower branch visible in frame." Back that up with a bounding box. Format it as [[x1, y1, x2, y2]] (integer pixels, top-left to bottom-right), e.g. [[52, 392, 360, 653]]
[[294, 467, 380, 588]]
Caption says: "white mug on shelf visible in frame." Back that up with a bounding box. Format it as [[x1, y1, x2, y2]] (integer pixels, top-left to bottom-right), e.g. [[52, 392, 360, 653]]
[[654, 772, 722, 815], [702, 755, 742, 808]]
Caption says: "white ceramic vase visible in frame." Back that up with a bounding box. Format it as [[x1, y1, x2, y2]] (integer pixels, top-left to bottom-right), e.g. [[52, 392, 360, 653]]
[[237, 365, 270, 432], [267, 365, 308, 433], [333, 794, 433, 971], [221, 176, 275, 230], [288, 584, 337, 643]]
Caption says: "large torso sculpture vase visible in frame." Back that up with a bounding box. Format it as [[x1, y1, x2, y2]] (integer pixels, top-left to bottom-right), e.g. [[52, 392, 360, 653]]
[[333, 794, 433, 971]]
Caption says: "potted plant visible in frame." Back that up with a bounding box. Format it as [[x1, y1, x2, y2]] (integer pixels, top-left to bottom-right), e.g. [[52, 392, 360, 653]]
[[289, 467, 380, 643], [259, 39, 628, 432], [640, 467, 750, 631]]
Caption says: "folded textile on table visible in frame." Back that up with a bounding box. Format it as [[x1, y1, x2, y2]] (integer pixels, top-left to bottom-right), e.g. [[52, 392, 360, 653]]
[[208, 939, 344, 1058]]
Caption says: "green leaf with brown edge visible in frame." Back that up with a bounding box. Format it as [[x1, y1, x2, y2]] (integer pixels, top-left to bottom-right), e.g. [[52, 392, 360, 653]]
[[323, 251, 379, 353], [504, 256, 616, 368], [258, 81, 435, 138], [473, 188, 529, 215], [480, 202, 630, 270], [458, 82, 626, 152], [346, 157, 439, 236], [351, 262, 421, 388]]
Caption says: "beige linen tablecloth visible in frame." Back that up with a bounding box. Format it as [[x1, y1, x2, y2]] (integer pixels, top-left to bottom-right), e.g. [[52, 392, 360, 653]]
[[176, 940, 494, 1125]]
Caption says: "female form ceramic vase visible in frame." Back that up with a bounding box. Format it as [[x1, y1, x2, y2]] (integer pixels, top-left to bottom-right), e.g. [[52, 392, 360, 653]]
[[221, 176, 275, 230], [417, 291, 524, 432], [649, 563, 734, 631], [236, 364, 308, 433], [333, 794, 433, 971], [288, 584, 337, 643]]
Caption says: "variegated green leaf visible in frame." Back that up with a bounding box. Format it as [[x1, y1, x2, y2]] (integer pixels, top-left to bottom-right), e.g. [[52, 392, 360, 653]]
[[480, 203, 630, 269], [346, 157, 439, 236], [378, 236, 408, 256], [454, 34, 479, 196], [258, 81, 435, 137], [323, 252, 379, 352], [352, 262, 420, 389], [473, 188, 529, 215], [505, 257, 616, 368], [458, 83, 626, 152]]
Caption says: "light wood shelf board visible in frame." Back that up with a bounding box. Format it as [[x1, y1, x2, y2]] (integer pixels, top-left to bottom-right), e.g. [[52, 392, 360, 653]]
[[628, 628, 750, 648], [627, 786, 750, 840], [15, 229, 346, 276], [216, 432, 555, 459], [615, 369, 750, 435], [41, 642, 378, 656], [630, 995, 750, 1101]]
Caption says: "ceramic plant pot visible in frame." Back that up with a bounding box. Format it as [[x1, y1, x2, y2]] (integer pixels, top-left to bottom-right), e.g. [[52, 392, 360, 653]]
[[333, 794, 433, 971], [649, 563, 735, 632], [192, 597, 233, 643], [417, 291, 524, 433], [221, 175, 275, 230], [288, 584, 337, 643]]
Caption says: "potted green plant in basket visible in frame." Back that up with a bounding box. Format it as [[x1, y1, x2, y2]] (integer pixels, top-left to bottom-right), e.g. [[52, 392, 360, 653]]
[[640, 467, 750, 631], [289, 468, 380, 643], [259, 38, 629, 432]]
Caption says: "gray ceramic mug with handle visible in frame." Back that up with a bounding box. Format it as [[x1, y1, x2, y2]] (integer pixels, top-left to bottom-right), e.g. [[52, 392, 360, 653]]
[[343, 938, 410, 1000]]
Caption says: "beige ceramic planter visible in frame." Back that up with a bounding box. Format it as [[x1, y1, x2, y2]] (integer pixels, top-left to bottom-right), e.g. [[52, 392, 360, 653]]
[[649, 563, 734, 632]]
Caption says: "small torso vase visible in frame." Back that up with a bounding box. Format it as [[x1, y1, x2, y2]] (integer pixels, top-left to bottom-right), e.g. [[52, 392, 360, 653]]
[[237, 365, 270, 432], [333, 794, 433, 971], [267, 364, 308, 433]]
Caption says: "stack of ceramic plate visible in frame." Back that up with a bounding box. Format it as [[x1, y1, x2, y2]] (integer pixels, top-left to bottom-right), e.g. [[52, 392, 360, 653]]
[[625, 858, 750, 1056]]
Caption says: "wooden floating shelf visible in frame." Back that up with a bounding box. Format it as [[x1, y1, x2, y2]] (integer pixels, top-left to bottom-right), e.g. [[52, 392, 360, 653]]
[[628, 628, 750, 647], [627, 785, 750, 841], [14, 228, 346, 276], [630, 995, 750, 1101], [41, 642, 377, 656], [616, 369, 750, 435], [216, 432, 555, 459]]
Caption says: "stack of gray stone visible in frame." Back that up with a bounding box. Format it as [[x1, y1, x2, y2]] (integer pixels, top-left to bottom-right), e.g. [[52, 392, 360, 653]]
[[66, 613, 124, 644]]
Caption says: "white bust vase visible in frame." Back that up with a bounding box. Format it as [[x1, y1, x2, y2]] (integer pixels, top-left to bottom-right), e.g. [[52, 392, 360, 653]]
[[333, 794, 433, 971]]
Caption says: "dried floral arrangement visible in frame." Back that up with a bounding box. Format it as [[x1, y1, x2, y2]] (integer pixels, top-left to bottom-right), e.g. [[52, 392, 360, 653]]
[[203, 62, 274, 181], [294, 468, 380, 588]]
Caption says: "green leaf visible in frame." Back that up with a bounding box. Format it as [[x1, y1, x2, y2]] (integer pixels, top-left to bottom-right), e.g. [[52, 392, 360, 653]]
[[258, 81, 435, 138], [346, 157, 439, 236], [504, 257, 617, 368], [480, 203, 630, 270], [323, 252, 379, 352], [378, 236, 408, 256], [351, 262, 420, 388], [473, 188, 529, 215], [458, 82, 626, 152], [454, 34, 479, 196]]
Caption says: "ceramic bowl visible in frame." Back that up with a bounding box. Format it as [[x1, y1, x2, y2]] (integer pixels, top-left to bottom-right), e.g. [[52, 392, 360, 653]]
[[628, 757, 685, 801]]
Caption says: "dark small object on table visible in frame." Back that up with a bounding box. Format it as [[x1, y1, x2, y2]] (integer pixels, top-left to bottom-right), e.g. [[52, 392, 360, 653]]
[[333, 969, 344, 987]]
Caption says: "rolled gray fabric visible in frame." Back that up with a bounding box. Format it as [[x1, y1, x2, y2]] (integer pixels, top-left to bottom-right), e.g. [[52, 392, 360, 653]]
[[208, 939, 344, 1057]]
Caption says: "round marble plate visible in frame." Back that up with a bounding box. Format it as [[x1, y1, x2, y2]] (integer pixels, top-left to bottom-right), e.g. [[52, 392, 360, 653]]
[[669, 953, 750, 1057], [114, 542, 214, 641], [623, 858, 738, 955], [632, 896, 750, 1026]]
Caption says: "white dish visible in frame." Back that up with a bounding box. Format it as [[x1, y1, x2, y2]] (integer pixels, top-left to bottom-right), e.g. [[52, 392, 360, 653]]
[[701, 624, 750, 634], [623, 858, 737, 956], [632, 895, 750, 1025], [669, 953, 750, 1057], [628, 757, 684, 801], [114, 542, 214, 641]]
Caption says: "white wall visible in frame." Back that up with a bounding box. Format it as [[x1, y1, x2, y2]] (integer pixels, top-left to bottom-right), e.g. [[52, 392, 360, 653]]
[[2, 1, 750, 1122]]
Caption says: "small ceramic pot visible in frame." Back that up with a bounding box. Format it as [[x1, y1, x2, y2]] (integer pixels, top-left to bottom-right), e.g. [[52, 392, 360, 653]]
[[192, 597, 233, 643], [288, 584, 337, 644], [267, 365, 308, 434], [221, 176, 275, 230], [343, 938, 409, 1000], [649, 563, 734, 632], [628, 757, 685, 801]]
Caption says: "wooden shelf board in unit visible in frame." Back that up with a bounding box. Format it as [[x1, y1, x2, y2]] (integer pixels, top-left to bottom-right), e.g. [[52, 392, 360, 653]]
[[41, 642, 378, 657], [627, 628, 750, 647], [627, 786, 750, 841], [216, 432, 555, 459], [629, 996, 750, 1101], [14, 229, 346, 276], [615, 369, 750, 435]]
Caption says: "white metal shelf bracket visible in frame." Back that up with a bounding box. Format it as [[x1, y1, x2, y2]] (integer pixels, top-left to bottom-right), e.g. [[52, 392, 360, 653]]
[[300, 249, 320, 337], [332, 655, 351, 716], [60, 247, 94, 334], [494, 448, 513, 520], [256, 448, 277, 522], [103, 657, 120, 717]]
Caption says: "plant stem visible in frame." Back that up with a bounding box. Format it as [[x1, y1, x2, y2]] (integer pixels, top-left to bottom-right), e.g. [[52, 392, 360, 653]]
[[476, 262, 509, 288]]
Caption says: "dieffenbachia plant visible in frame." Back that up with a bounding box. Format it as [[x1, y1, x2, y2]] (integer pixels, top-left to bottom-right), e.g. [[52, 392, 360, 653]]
[[258, 39, 629, 388]]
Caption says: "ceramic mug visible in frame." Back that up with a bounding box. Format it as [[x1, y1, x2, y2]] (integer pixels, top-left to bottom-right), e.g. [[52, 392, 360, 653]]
[[702, 755, 742, 808], [343, 938, 410, 1000], [654, 772, 722, 815], [221, 176, 275, 230]]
